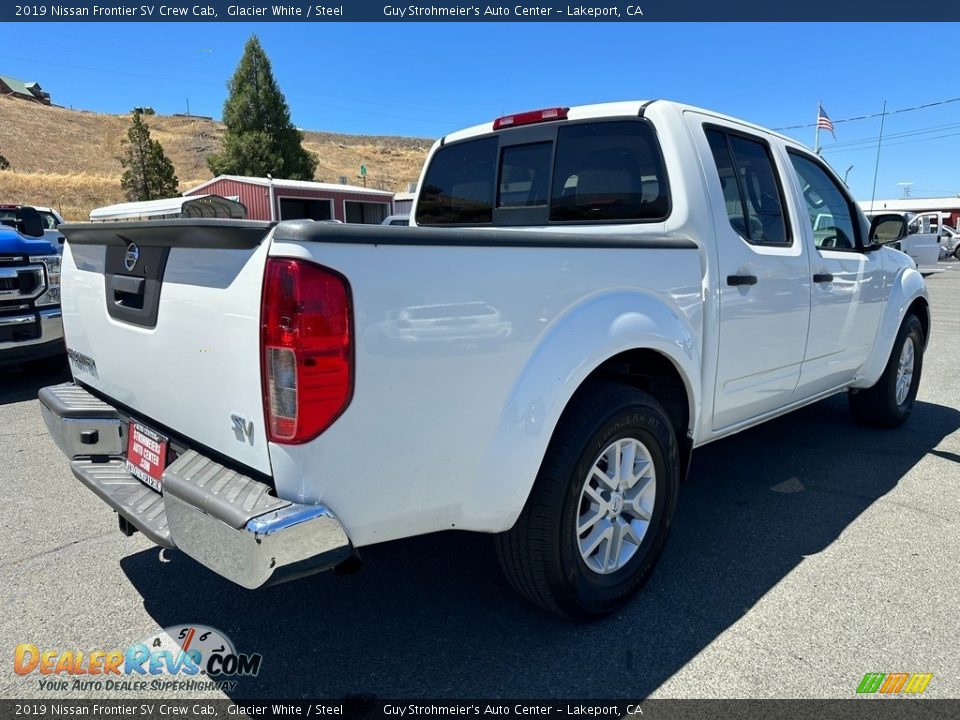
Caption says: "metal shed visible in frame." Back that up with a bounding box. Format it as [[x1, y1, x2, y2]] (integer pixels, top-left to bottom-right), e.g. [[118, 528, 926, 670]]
[[392, 191, 416, 216], [859, 197, 960, 229], [182, 176, 395, 224], [89, 194, 247, 222]]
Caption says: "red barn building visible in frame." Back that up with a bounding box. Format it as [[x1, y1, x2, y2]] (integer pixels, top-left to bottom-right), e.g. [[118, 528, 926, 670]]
[[183, 175, 395, 224]]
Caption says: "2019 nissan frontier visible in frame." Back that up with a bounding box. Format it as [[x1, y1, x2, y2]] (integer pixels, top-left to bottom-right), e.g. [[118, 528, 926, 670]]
[[40, 100, 929, 618]]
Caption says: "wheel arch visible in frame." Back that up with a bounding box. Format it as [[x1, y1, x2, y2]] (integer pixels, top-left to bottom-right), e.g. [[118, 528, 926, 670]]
[[854, 268, 930, 388], [908, 296, 930, 350], [464, 290, 701, 533], [565, 348, 694, 483]]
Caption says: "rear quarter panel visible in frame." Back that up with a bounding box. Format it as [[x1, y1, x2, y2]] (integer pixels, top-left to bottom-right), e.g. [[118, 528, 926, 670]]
[[266, 238, 704, 547]]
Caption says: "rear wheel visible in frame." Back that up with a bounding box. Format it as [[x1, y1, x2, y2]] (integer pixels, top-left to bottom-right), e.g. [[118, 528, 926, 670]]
[[849, 314, 924, 428], [495, 382, 680, 619]]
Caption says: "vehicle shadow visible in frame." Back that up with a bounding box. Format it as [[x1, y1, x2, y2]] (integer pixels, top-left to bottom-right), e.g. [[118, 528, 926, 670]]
[[0, 365, 70, 406], [121, 396, 960, 699]]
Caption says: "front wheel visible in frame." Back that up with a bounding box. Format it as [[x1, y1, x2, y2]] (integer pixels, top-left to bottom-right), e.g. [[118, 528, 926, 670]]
[[495, 382, 680, 619], [849, 314, 924, 428]]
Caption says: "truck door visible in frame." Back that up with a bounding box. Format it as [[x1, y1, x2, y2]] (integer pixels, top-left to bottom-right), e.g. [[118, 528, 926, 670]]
[[783, 150, 885, 395], [693, 120, 812, 430]]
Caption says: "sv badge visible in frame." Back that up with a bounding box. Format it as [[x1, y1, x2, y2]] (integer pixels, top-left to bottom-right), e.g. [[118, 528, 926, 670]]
[[231, 414, 255, 444]]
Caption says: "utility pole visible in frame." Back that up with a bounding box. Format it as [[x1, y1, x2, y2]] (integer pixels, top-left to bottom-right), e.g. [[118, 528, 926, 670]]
[[869, 100, 887, 212], [814, 100, 821, 155], [267, 173, 275, 222]]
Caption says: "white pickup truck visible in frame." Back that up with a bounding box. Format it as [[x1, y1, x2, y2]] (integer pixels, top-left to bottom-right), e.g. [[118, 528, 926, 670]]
[[41, 100, 929, 619]]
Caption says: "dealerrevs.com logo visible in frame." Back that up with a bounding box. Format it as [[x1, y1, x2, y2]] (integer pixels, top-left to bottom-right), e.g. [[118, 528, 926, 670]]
[[14, 625, 262, 692], [856, 672, 933, 696]]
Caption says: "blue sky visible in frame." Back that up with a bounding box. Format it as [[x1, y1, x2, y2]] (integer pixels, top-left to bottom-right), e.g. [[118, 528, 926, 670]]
[[2, 22, 959, 202]]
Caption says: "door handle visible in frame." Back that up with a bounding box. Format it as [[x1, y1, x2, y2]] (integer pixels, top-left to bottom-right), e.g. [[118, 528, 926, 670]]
[[110, 275, 144, 295], [726, 274, 758, 287], [109, 274, 145, 309], [813, 273, 834, 283]]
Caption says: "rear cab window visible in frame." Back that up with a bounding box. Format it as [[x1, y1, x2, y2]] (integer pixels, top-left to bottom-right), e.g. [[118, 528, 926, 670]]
[[415, 118, 670, 226], [498, 143, 552, 208], [550, 121, 669, 222], [415, 136, 498, 225]]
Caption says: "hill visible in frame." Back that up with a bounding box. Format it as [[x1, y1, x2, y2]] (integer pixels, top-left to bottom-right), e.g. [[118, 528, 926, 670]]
[[0, 96, 432, 220]]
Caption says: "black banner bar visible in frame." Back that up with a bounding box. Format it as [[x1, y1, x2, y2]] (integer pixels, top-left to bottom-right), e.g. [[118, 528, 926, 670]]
[[1, 700, 958, 720], [3, 1, 960, 22]]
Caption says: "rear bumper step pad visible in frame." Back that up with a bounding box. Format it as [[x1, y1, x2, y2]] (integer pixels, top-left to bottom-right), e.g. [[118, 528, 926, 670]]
[[71, 458, 172, 548]]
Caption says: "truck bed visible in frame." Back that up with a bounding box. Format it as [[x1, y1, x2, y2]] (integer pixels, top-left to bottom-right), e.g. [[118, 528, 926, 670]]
[[59, 219, 704, 547]]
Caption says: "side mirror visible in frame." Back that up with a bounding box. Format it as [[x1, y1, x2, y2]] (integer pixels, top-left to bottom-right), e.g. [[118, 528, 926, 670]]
[[869, 214, 907, 246]]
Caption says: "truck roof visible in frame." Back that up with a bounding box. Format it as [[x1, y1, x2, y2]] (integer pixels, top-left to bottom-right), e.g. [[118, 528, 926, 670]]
[[441, 99, 801, 149]]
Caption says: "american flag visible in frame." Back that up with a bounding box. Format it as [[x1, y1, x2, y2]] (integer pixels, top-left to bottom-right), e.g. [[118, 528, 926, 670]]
[[817, 103, 836, 138]]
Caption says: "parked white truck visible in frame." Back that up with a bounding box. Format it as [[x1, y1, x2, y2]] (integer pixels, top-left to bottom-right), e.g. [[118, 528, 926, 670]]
[[41, 101, 929, 619]]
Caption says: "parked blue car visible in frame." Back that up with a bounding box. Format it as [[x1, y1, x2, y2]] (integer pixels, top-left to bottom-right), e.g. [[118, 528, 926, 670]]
[[0, 205, 65, 371]]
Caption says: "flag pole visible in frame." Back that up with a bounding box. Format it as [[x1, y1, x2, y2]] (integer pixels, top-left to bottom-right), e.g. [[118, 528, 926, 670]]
[[814, 101, 821, 154], [869, 100, 887, 213]]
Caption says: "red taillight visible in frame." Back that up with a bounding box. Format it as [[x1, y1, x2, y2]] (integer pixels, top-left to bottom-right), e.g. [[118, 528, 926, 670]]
[[492, 107, 569, 130], [261, 258, 353, 443]]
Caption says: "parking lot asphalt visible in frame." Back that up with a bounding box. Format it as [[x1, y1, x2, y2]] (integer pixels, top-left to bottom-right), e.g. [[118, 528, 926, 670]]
[[1, 262, 959, 701]]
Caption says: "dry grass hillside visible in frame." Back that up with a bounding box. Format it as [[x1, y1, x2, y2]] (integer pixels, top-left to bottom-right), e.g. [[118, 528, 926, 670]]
[[0, 96, 432, 220]]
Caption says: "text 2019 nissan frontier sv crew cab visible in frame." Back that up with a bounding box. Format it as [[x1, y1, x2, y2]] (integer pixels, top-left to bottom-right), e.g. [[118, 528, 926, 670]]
[[40, 101, 928, 619]]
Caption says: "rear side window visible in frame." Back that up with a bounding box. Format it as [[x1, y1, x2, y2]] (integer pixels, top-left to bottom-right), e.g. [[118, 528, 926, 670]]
[[705, 128, 790, 246], [417, 136, 498, 224], [550, 121, 669, 222]]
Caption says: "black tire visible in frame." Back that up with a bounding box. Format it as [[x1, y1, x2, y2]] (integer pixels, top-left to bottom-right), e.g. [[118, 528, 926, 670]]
[[21, 355, 67, 374], [495, 382, 680, 620], [954, 245, 960, 261], [849, 314, 924, 428]]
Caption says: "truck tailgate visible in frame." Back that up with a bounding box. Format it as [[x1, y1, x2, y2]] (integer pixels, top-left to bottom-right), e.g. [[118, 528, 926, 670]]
[[59, 220, 275, 475]]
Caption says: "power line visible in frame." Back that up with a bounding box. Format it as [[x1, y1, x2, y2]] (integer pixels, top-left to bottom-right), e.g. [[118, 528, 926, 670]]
[[823, 121, 960, 151], [773, 96, 960, 131], [824, 129, 960, 156]]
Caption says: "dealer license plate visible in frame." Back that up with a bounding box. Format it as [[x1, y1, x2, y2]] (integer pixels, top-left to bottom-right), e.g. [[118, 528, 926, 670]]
[[126, 421, 168, 493]]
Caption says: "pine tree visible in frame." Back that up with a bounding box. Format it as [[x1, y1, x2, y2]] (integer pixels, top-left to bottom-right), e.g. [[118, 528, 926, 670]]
[[120, 110, 179, 201], [207, 35, 317, 180]]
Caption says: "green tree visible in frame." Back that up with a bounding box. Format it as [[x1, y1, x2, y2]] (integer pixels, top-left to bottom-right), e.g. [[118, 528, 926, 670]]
[[207, 35, 317, 180], [120, 110, 179, 201]]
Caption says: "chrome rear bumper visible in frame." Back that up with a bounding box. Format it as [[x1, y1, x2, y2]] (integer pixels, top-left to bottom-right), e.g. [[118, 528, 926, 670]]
[[39, 382, 352, 589]]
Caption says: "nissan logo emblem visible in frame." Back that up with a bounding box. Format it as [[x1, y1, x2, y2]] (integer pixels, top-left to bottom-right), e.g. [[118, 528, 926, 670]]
[[124, 243, 140, 272]]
